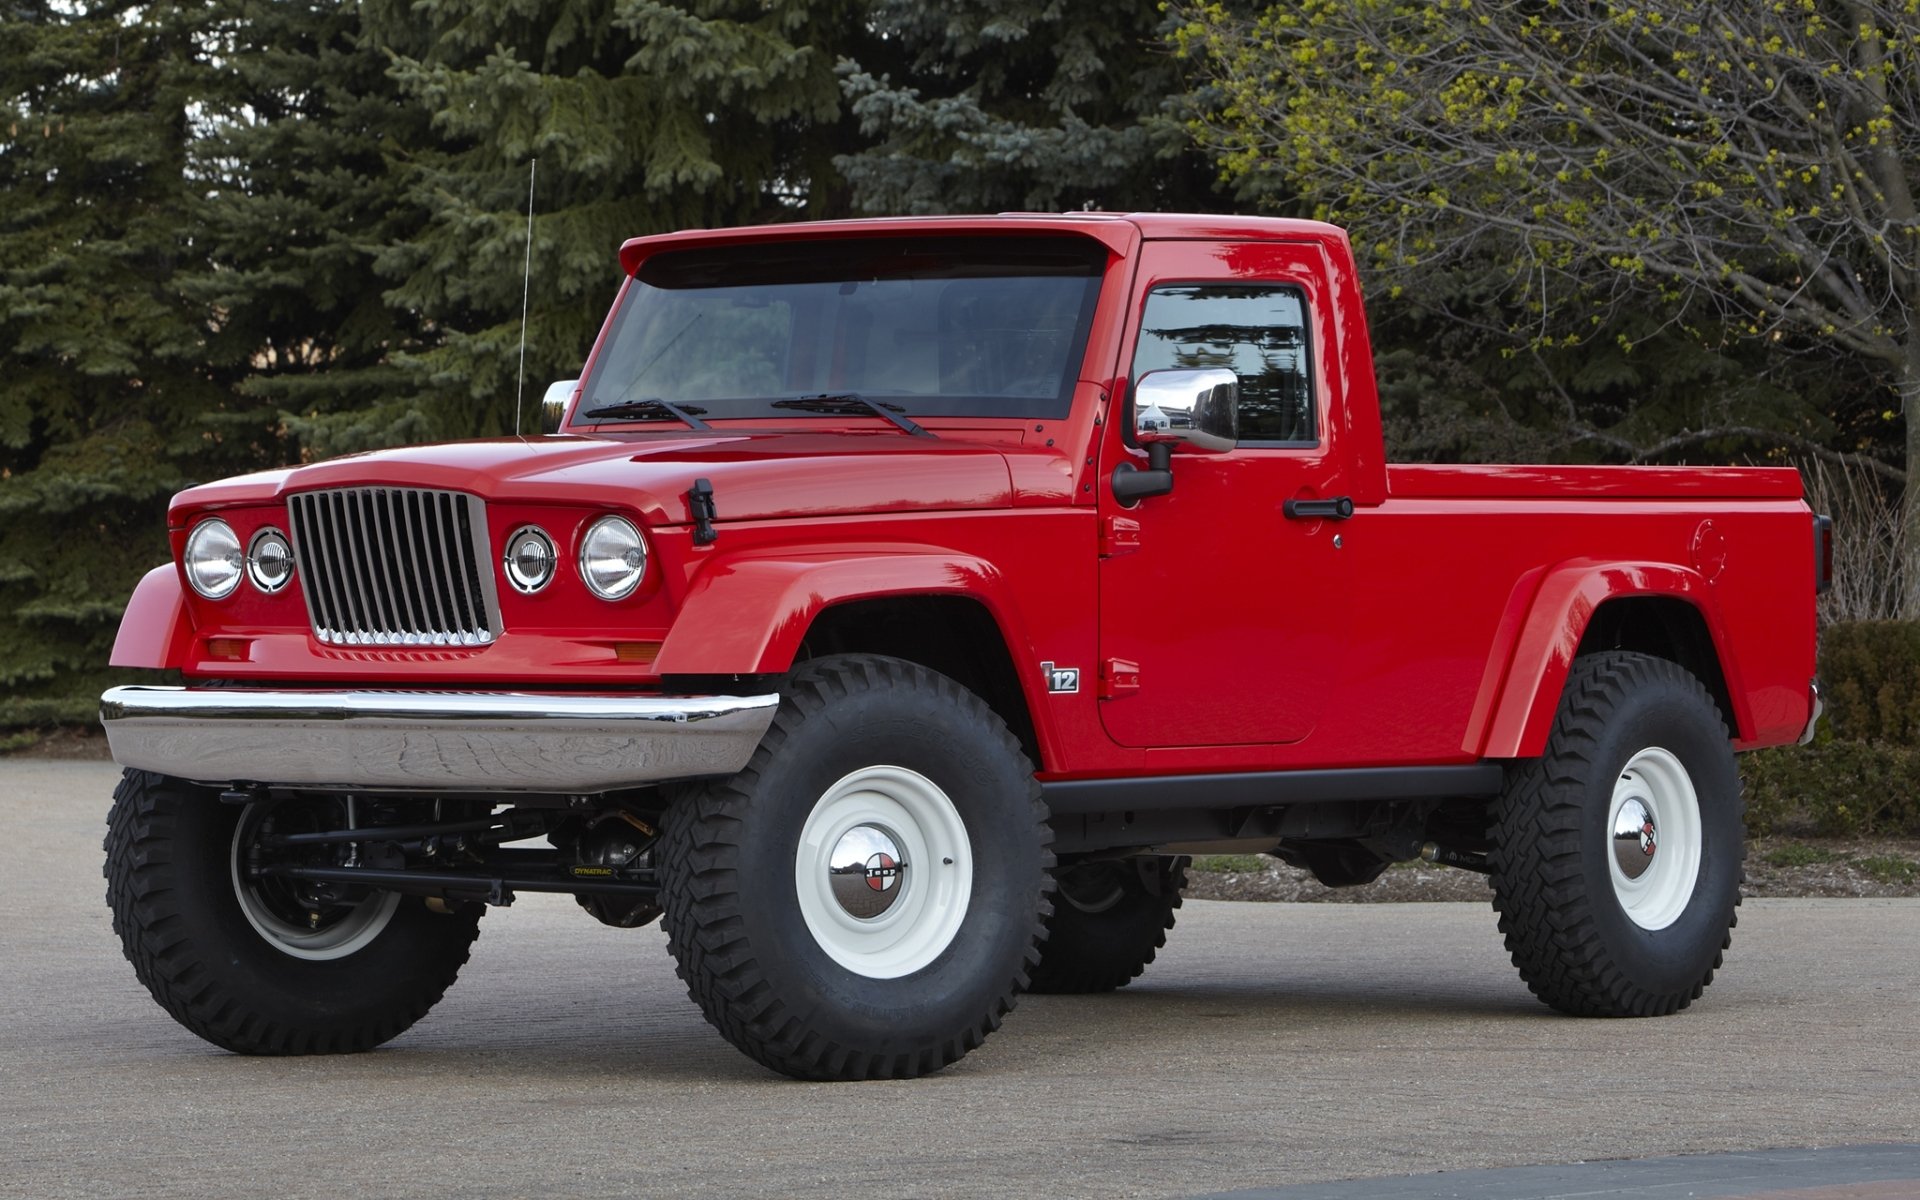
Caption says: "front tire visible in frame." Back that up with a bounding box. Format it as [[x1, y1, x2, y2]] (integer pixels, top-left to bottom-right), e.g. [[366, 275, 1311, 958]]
[[1026, 855, 1188, 994], [104, 769, 482, 1054], [656, 654, 1053, 1080], [1490, 652, 1743, 1017]]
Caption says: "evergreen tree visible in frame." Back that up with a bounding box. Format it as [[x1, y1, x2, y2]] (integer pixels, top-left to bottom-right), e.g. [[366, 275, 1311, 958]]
[[0, 3, 230, 723], [189, 0, 440, 460], [835, 0, 1227, 215], [355, 0, 879, 444]]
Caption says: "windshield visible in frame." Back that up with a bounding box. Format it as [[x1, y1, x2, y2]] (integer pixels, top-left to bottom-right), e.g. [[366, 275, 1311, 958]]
[[578, 236, 1107, 423]]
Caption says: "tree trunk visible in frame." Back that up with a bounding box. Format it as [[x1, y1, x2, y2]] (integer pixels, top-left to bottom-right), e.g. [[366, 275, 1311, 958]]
[[1902, 337, 1920, 618]]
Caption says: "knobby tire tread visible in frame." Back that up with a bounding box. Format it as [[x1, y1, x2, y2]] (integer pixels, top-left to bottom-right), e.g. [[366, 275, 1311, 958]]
[[104, 769, 479, 1055], [1489, 652, 1744, 1018], [656, 654, 1054, 1080], [1025, 857, 1188, 994]]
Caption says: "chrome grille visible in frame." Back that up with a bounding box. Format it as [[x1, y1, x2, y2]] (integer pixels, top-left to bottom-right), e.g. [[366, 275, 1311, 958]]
[[286, 488, 500, 647]]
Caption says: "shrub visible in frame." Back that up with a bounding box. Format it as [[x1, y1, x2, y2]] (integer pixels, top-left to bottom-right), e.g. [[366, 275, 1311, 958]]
[[1742, 740, 1920, 838], [1820, 621, 1920, 744]]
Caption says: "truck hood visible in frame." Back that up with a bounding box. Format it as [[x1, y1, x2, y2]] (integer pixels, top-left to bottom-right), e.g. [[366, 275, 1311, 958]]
[[170, 432, 1037, 527]]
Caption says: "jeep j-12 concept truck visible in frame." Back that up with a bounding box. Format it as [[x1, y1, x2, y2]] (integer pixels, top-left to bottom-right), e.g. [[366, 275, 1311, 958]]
[[100, 214, 1826, 1079]]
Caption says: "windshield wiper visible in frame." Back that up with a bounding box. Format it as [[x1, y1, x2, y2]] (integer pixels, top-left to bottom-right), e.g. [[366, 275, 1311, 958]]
[[579, 398, 713, 431], [772, 393, 935, 438]]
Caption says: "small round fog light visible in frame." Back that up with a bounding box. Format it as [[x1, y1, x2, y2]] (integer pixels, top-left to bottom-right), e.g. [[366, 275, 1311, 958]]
[[247, 528, 295, 594], [503, 525, 557, 594]]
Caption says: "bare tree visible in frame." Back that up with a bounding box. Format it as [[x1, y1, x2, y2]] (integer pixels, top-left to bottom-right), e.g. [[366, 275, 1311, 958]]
[[1805, 457, 1907, 622], [1176, 0, 1920, 608]]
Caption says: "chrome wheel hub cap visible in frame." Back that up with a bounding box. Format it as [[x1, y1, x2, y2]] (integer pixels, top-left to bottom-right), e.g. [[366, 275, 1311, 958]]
[[1612, 796, 1658, 880], [828, 824, 908, 919]]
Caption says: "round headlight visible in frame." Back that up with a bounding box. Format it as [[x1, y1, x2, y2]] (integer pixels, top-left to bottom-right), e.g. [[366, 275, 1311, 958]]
[[184, 519, 244, 600], [579, 515, 647, 601], [247, 528, 295, 594], [503, 525, 557, 594]]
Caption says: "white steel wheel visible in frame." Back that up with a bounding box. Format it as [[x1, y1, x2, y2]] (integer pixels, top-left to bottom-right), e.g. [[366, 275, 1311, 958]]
[[230, 806, 401, 962], [794, 764, 973, 979], [1607, 747, 1703, 932]]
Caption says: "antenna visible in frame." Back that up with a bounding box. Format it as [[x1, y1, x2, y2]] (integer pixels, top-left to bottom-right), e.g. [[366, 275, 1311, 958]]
[[514, 157, 537, 436]]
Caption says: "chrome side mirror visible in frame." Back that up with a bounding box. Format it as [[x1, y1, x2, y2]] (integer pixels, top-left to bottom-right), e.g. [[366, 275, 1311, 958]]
[[1113, 368, 1239, 508], [1134, 367, 1238, 454], [540, 379, 578, 436]]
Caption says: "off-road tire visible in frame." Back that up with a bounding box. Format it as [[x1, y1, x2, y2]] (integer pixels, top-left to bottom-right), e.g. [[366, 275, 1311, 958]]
[[656, 654, 1053, 1080], [104, 769, 483, 1054], [1026, 855, 1188, 994], [1490, 651, 1744, 1017]]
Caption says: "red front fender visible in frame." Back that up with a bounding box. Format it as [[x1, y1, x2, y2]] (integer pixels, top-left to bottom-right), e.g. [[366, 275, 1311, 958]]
[[652, 549, 1022, 677], [110, 565, 194, 669]]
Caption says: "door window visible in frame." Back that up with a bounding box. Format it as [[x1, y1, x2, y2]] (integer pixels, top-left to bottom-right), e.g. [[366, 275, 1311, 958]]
[[1131, 284, 1316, 444]]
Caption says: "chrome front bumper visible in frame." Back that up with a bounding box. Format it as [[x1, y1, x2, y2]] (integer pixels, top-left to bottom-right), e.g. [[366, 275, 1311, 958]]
[[99, 685, 779, 793]]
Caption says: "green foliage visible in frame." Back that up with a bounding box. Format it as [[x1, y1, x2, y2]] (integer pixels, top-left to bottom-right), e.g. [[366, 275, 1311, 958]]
[[1743, 739, 1920, 838], [189, 0, 438, 462], [357, 0, 875, 446], [0, 3, 243, 725], [1174, 0, 1916, 539], [1761, 842, 1845, 868], [1189, 854, 1271, 874], [1857, 855, 1920, 884], [835, 0, 1230, 214], [1820, 621, 1920, 742], [1740, 619, 1920, 838], [1367, 272, 1846, 466]]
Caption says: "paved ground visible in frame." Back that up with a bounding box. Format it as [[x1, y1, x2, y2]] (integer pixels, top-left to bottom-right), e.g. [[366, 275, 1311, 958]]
[[1202, 1145, 1920, 1199], [5, 761, 1919, 1200]]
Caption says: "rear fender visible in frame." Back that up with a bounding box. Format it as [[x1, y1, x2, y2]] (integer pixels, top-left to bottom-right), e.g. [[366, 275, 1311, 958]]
[[653, 549, 1028, 678], [1468, 559, 1748, 758], [109, 565, 194, 669]]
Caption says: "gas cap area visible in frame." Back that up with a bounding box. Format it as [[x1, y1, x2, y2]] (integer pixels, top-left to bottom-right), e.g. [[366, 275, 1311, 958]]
[[1691, 520, 1728, 583]]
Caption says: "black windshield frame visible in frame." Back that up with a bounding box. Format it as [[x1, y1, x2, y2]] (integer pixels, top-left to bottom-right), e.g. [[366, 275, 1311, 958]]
[[577, 235, 1109, 424]]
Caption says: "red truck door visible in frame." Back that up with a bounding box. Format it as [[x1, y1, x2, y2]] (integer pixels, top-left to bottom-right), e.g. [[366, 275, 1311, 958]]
[[1097, 238, 1353, 748]]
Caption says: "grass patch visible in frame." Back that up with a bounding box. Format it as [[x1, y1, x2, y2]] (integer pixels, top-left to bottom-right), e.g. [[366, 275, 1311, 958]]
[[0, 730, 39, 754], [1762, 843, 1848, 868], [1856, 856, 1920, 884], [1188, 854, 1270, 874]]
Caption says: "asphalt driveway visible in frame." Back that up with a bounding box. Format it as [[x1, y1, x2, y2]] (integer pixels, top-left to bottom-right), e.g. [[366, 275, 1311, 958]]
[[5, 760, 1917, 1199]]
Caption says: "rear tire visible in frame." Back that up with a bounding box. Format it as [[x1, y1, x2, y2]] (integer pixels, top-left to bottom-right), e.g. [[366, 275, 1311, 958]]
[[1026, 856, 1188, 994], [656, 654, 1052, 1080], [104, 769, 482, 1054], [1490, 652, 1743, 1017]]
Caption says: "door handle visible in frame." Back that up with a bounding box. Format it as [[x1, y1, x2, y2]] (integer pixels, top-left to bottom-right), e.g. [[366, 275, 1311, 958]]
[[1283, 496, 1355, 521]]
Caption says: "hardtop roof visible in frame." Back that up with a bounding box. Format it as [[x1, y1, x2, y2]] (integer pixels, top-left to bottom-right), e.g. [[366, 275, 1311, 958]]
[[616, 212, 1346, 275]]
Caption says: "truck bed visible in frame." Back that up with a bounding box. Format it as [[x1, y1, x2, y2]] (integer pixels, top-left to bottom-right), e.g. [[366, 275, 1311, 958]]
[[1388, 464, 1805, 501]]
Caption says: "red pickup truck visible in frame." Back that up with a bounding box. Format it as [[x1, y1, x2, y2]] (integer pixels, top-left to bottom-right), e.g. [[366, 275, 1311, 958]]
[[100, 213, 1825, 1080]]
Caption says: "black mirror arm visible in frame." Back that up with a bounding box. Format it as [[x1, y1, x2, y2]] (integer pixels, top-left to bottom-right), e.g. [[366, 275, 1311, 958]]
[[1111, 442, 1175, 508]]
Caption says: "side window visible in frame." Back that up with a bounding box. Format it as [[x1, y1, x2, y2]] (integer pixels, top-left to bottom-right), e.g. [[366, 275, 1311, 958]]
[[1131, 284, 1316, 444]]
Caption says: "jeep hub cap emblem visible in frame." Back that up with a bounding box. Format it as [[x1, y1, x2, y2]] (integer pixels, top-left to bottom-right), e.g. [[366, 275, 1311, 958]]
[[1612, 796, 1658, 880], [828, 824, 908, 919]]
